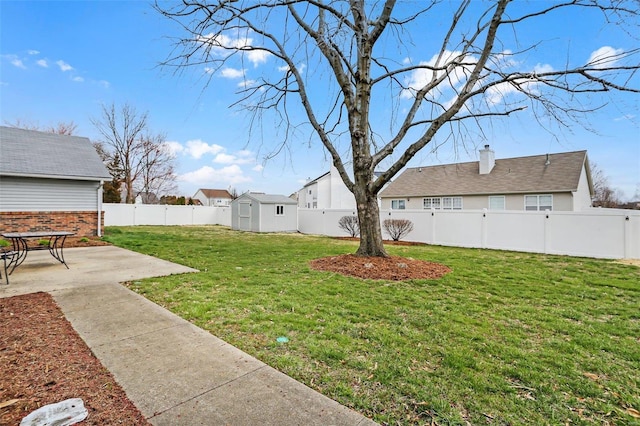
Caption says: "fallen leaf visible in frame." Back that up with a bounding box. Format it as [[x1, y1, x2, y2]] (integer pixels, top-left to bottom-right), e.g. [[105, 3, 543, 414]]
[[626, 407, 640, 418], [0, 399, 21, 409], [583, 372, 599, 381]]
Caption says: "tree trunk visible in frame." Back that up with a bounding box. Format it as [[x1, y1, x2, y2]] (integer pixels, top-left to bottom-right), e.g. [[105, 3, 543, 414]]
[[353, 171, 388, 257]]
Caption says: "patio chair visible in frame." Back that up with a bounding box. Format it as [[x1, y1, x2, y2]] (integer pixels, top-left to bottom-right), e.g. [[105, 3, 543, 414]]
[[1, 248, 17, 285]]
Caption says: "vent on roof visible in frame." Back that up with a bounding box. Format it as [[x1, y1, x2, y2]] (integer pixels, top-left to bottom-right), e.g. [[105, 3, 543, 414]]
[[545, 154, 550, 166]]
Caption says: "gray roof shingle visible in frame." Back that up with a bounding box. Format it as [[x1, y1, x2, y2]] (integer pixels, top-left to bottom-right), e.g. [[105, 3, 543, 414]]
[[241, 193, 297, 204], [0, 126, 110, 180], [380, 150, 590, 197]]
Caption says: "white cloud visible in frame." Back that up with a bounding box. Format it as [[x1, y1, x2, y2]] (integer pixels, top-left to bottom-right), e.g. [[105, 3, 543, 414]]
[[401, 50, 471, 99], [204, 67, 214, 74], [220, 67, 244, 78], [36, 59, 48, 67], [247, 49, 270, 67], [185, 139, 225, 159], [252, 164, 264, 172], [614, 114, 635, 121], [214, 151, 255, 165], [179, 165, 252, 185], [98, 80, 110, 89], [56, 60, 73, 72], [11, 58, 26, 69], [4, 54, 27, 69], [72, 76, 84, 82], [163, 141, 185, 156], [238, 79, 257, 89], [587, 46, 624, 69], [197, 31, 272, 67], [28, 50, 40, 55]]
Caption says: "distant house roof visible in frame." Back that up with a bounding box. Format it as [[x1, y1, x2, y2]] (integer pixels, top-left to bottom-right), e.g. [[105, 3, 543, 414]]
[[239, 192, 297, 204], [0, 126, 110, 181], [380, 150, 591, 197], [197, 188, 233, 199], [303, 171, 330, 188]]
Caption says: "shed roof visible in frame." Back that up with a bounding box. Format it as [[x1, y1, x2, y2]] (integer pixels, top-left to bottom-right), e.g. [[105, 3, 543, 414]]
[[239, 192, 297, 204], [0, 126, 110, 181], [380, 150, 591, 197]]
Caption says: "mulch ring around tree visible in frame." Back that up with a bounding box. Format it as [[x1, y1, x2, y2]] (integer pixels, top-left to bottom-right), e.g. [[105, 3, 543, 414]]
[[309, 254, 451, 281]]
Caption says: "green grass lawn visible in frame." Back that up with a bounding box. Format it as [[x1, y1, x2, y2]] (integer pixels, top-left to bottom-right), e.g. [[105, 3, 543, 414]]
[[103, 225, 640, 425]]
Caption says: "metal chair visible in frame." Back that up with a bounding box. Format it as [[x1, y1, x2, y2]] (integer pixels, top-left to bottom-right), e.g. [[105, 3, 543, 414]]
[[1, 249, 17, 285]]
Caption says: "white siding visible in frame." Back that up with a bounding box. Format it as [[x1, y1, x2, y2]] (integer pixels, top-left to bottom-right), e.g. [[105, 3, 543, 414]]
[[573, 165, 593, 211], [0, 176, 100, 211]]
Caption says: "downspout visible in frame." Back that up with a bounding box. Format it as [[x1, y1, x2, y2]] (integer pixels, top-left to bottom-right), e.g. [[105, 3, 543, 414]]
[[97, 181, 104, 237]]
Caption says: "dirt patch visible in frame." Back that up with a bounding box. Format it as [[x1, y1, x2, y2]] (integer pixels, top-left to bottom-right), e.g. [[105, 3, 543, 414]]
[[310, 254, 451, 280], [0, 292, 149, 425], [615, 259, 640, 267]]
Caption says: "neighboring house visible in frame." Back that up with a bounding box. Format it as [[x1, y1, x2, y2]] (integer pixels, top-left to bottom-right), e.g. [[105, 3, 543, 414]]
[[298, 164, 357, 209], [193, 188, 233, 206], [231, 192, 297, 233], [379, 146, 594, 212], [0, 126, 111, 236]]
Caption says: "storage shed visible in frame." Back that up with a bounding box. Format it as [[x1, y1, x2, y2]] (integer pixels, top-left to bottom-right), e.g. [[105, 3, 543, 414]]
[[231, 192, 298, 233], [0, 126, 111, 237]]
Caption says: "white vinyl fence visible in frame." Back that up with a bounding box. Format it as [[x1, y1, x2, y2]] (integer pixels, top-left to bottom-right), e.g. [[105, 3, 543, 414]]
[[298, 208, 640, 260], [104, 204, 231, 227], [102, 203, 639, 259]]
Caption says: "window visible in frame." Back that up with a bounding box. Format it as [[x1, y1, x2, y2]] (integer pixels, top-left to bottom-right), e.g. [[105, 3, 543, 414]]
[[423, 197, 441, 209], [525, 195, 553, 211], [423, 197, 462, 210], [275, 205, 285, 215], [442, 197, 462, 210], [391, 199, 406, 210], [489, 196, 505, 210]]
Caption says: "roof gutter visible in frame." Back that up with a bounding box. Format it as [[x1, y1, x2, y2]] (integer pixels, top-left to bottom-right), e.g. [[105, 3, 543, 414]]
[[0, 172, 111, 182]]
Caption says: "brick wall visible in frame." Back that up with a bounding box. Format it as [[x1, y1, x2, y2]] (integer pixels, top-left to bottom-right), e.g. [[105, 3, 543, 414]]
[[0, 211, 104, 237]]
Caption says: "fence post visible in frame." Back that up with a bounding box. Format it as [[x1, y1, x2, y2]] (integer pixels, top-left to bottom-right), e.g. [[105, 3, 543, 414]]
[[481, 209, 488, 249], [624, 214, 631, 259], [431, 208, 436, 244], [543, 209, 551, 255]]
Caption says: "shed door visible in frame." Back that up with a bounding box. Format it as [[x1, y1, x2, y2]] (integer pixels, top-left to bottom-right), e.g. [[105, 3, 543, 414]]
[[238, 201, 251, 231]]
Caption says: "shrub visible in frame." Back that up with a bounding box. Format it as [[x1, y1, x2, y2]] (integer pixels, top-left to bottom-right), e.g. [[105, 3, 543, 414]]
[[383, 219, 414, 241], [338, 215, 360, 237]]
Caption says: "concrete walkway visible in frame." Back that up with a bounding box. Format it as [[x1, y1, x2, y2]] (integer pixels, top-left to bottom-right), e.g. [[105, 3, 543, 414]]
[[1, 246, 378, 425]]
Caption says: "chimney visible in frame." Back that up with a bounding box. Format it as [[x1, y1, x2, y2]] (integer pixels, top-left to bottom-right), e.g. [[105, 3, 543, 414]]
[[479, 144, 495, 174]]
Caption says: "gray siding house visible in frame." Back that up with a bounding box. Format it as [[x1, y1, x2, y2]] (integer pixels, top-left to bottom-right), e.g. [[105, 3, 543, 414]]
[[380, 147, 594, 212], [231, 192, 297, 233], [0, 126, 111, 236]]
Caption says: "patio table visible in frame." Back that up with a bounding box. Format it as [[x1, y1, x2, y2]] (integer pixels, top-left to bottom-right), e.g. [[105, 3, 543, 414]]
[[1, 231, 75, 275]]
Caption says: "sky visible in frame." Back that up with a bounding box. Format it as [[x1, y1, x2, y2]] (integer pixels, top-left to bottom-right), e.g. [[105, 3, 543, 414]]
[[1, 1, 639, 201]]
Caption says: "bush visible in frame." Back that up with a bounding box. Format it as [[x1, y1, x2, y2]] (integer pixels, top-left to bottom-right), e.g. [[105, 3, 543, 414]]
[[382, 219, 414, 241], [338, 215, 360, 237]]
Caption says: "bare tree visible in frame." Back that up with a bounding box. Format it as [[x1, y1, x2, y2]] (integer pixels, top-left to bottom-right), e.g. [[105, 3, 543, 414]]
[[157, 1, 640, 256], [136, 134, 178, 203], [591, 162, 622, 208], [6, 119, 78, 135], [91, 103, 177, 204], [382, 219, 414, 241], [228, 186, 240, 200], [338, 215, 360, 237]]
